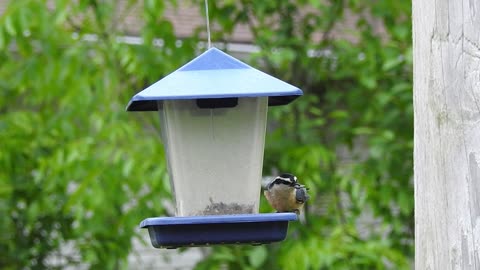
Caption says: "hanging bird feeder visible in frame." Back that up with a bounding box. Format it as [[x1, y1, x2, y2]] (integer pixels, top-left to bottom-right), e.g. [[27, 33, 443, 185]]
[[127, 48, 302, 248]]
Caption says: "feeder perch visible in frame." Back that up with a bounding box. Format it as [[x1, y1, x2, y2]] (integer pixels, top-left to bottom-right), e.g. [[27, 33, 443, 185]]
[[127, 48, 302, 248]]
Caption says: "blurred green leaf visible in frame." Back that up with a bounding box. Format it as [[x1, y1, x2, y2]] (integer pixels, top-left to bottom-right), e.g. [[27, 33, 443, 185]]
[[247, 246, 267, 268]]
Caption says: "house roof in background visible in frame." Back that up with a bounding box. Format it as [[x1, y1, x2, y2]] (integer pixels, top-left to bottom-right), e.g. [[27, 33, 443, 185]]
[[0, 0, 386, 44]]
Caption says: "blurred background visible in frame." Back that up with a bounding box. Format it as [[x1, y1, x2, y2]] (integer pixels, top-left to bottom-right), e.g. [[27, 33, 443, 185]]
[[0, 0, 413, 269]]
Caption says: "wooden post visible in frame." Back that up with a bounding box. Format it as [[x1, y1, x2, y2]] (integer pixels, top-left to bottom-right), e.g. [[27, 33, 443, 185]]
[[413, 0, 480, 268]]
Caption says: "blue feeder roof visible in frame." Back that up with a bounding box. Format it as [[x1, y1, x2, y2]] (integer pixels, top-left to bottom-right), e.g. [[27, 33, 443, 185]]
[[127, 47, 303, 111]]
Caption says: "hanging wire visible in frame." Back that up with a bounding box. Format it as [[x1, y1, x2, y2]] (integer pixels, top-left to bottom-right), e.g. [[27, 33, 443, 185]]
[[210, 108, 215, 140], [204, 0, 212, 48], [205, 0, 213, 138]]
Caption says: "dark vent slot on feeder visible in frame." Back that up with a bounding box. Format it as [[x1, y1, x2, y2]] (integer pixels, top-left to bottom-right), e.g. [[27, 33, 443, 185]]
[[196, 98, 238, 109]]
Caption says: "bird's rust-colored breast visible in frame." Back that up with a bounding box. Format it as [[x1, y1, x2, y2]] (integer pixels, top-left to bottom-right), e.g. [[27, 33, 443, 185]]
[[264, 185, 305, 213]]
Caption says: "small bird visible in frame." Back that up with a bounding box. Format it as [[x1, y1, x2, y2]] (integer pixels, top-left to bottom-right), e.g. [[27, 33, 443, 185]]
[[264, 173, 309, 214]]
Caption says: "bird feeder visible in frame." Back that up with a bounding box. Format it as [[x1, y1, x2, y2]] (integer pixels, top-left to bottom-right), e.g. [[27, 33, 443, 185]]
[[127, 48, 302, 248]]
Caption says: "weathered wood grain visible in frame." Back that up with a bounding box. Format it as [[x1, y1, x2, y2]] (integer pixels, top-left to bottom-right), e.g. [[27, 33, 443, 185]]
[[413, 0, 480, 269]]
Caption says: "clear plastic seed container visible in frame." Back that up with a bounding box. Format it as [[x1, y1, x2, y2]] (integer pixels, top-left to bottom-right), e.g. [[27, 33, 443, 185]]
[[158, 97, 268, 216]]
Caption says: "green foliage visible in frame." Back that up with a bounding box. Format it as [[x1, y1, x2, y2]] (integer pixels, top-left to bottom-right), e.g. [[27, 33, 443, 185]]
[[0, 0, 195, 268], [198, 0, 413, 269], [0, 0, 413, 269]]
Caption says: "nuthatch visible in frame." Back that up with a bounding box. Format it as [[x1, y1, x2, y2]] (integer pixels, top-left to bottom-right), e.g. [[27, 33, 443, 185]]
[[264, 173, 309, 214]]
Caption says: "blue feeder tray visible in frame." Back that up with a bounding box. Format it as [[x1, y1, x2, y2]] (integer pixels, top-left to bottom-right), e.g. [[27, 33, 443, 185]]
[[140, 213, 297, 249]]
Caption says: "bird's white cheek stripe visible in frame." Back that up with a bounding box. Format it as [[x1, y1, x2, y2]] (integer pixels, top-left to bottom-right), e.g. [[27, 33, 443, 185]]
[[277, 177, 293, 183]]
